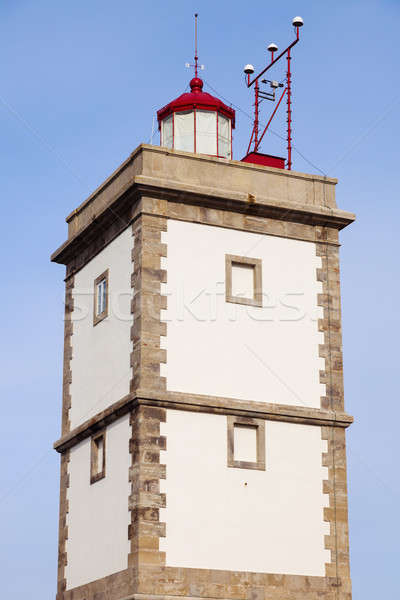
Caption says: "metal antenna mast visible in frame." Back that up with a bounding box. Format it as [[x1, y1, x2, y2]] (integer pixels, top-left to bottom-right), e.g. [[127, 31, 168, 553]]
[[194, 13, 198, 77], [243, 16, 304, 170], [185, 13, 205, 75]]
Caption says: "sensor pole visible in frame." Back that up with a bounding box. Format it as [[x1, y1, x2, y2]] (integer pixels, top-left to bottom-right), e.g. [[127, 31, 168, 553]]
[[254, 79, 259, 151], [287, 47, 292, 170]]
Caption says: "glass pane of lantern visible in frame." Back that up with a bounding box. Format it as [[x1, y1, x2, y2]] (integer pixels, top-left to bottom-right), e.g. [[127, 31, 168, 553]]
[[218, 114, 231, 158], [196, 110, 217, 155], [162, 115, 173, 148], [174, 110, 194, 153]]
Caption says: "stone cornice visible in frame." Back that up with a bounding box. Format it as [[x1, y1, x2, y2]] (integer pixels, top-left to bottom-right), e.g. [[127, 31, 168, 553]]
[[51, 177, 354, 267], [51, 187, 139, 267], [53, 389, 353, 453], [51, 144, 355, 267], [134, 175, 355, 228]]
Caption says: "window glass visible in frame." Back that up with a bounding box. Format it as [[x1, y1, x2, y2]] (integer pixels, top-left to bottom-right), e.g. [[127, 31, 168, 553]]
[[174, 110, 194, 152], [196, 110, 217, 155], [93, 270, 109, 325], [218, 113, 231, 158], [97, 279, 107, 315], [162, 115, 173, 148]]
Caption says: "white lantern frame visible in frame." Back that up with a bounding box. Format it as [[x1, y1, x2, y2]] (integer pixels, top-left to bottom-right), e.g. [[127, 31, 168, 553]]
[[161, 108, 232, 159]]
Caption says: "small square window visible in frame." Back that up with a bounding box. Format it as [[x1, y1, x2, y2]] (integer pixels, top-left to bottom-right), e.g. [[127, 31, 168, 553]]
[[227, 416, 265, 471], [93, 269, 109, 326], [225, 255, 262, 307], [90, 431, 106, 484], [234, 424, 258, 462]]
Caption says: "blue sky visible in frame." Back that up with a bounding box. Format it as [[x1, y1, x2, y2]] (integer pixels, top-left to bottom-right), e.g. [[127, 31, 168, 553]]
[[0, 0, 399, 597]]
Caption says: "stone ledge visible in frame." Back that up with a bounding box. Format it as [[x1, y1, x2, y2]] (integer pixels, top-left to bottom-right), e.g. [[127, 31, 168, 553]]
[[134, 174, 355, 228], [53, 389, 353, 453], [138, 390, 353, 428], [51, 184, 354, 267], [51, 144, 355, 267]]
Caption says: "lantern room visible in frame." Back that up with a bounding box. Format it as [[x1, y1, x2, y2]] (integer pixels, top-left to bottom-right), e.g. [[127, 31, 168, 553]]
[[157, 77, 235, 159]]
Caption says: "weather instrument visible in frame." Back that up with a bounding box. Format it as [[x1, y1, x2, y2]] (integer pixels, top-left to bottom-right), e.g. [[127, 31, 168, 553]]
[[243, 16, 304, 170]]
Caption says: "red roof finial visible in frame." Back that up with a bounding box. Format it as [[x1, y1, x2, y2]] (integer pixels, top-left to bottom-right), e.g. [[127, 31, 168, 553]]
[[190, 77, 203, 92]]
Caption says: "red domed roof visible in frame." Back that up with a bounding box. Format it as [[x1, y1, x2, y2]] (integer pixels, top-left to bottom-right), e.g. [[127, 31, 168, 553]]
[[157, 77, 235, 128]]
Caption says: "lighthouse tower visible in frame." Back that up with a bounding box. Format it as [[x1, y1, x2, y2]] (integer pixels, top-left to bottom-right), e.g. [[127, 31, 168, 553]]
[[52, 22, 355, 600]]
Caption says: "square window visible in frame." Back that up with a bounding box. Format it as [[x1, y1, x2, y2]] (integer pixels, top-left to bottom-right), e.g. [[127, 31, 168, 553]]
[[231, 262, 255, 300], [93, 269, 109, 325], [234, 424, 258, 462], [225, 255, 262, 307], [90, 431, 106, 484], [227, 416, 265, 471]]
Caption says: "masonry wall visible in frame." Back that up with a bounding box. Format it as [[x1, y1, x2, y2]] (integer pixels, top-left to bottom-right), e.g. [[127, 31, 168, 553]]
[[162, 219, 325, 408], [53, 146, 353, 599], [69, 226, 133, 428], [159, 409, 330, 575], [65, 414, 131, 590]]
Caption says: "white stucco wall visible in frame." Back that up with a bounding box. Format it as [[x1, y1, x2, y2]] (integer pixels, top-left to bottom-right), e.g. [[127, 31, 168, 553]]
[[70, 227, 133, 428], [160, 410, 330, 575], [161, 220, 325, 408], [66, 414, 131, 590]]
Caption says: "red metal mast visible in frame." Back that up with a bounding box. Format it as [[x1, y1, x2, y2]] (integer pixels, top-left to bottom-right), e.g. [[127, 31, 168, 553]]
[[254, 79, 259, 150], [286, 47, 292, 170], [243, 17, 303, 170]]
